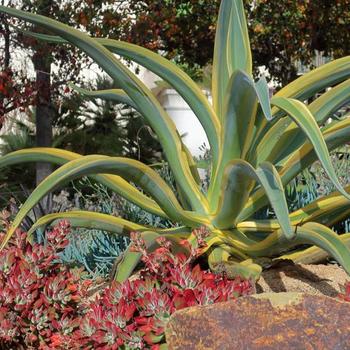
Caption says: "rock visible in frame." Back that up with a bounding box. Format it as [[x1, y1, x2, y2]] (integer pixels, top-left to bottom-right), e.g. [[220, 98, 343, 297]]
[[165, 292, 350, 349], [257, 263, 349, 297]]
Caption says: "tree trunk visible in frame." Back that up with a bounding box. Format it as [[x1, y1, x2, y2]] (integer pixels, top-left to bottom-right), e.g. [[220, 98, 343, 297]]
[[32, 46, 53, 214], [0, 12, 10, 124]]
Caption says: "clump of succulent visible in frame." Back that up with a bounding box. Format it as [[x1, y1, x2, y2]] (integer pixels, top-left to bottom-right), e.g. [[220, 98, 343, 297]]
[[1, 0, 350, 281], [74, 229, 252, 349], [0, 217, 251, 349], [0, 218, 90, 349]]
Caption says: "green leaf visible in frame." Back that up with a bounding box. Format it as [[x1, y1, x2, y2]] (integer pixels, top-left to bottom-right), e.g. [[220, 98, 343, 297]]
[[68, 84, 138, 111], [208, 247, 262, 281], [0, 148, 167, 218], [114, 231, 159, 282], [1, 155, 208, 249], [279, 233, 350, 265], [258, 78, 350, 165], [233, 224, 350, 274], [311, 78, 350, 124], [213, 160, 293, 239], [209, 70, 271, 210], [298, 223, 350, 272], [255, 162, 294, 239], [277, 56, 350, 101], [212, 0, 252, 119], [27, 210, 191, 238], [239, 117, 350, 221], [28, 211, 146, 237], [271, 97, 350, 201], [252, 57, 350, 163], [288, 186, 350, 225], [212, 160, 255, 229], [99, 38, 220, 165]]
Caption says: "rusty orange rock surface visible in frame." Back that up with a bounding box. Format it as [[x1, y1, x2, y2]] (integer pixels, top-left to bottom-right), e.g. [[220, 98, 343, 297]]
[[165, 292, 350, 350]]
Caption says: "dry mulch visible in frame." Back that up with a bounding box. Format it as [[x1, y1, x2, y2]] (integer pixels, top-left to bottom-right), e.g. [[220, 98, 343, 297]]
[[257, 262, 348, 297]]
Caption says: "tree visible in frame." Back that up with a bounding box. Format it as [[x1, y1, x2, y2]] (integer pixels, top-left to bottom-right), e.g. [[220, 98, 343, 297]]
[[0, 0, 135, 211], [122, 0, 350, 85]]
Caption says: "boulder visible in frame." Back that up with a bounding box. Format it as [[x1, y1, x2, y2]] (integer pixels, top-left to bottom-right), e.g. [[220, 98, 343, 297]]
[[165, 292, 350, 349]]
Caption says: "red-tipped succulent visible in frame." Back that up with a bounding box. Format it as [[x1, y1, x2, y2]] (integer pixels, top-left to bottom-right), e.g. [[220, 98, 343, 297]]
[[0, 222, 253, 349]]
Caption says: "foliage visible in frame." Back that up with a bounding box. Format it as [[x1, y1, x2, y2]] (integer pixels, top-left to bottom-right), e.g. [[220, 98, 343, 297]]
[[56, 169, 174, 278], [0, 67, 35, 119], [0, 217, 91, 350], [55, 75, 162, 164], [72, 230, 252, 349], [0, 74, 162, 208], [1, 0, 350, 283], [0, 217, 251, 349], [55, 181, 130, 277], [122, 0, 350, 85]]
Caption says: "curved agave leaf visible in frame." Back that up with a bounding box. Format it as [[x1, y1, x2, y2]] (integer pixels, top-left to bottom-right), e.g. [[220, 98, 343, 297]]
[[277, 56, 350, 101], [67, 85, 202, 200], [311, 78, 350, 125], [288, 186, 350, 224], [201, 232, 250, 260], [212, 0, 252, 120], [114, 231, 187, 282], [114, 231, 159, 282], [279, 117, 350, 185], [0, 6, 205, 213], [240, 117, 350, 221], [252, 57, 350, 159], [67, 86, 201, 210], [238, 193, 350, 235], [226, 228, 259, 245], [208, 246, 230, 266], [98, 38, 220, 165], [234, 224, 350, 274], [323, 207, 350, 228], [209, 70, 271, 208], [299, 222, 350, 270], [20, 31, 221, 162], [208, 247, 262, 281], [27, 211, 191, 238], [270, 97, 350, 201], [0, 148, 167, 218], [280, 233, 350, 265], [223, 71, 271, 160], [237, 220, 280, 234], [69, 84, 138, 111], [213, 160, 293, 239], [1, 155, 210, 250], [258, 79, 350, 165], [212, 160, 255, 229], [28, 211, 146, 237]]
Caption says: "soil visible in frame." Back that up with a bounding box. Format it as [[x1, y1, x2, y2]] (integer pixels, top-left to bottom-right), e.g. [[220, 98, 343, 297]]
[[256, 262, 348, 297]]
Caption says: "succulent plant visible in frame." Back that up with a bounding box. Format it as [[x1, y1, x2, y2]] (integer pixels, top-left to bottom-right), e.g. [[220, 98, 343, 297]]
[[0, 219, 251, 349], [1, 0, 350, 281]]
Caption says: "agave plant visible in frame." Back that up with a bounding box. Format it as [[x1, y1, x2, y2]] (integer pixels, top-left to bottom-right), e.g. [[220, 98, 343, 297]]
[[1, 0, 350, 282]]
